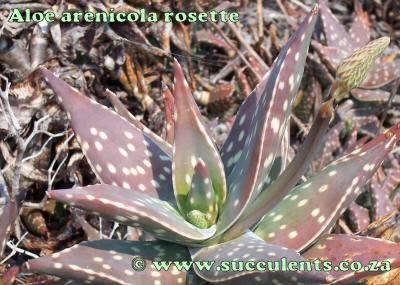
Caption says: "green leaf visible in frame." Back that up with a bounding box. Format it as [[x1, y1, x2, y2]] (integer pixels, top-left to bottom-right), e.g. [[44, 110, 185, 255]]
[[186, 159, 218, 228], [172, 60, 226, 214]]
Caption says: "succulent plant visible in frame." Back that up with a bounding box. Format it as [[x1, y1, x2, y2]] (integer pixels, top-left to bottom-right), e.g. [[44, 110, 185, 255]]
[[315, 0, 400, 103], [22, 5, 400, 285]]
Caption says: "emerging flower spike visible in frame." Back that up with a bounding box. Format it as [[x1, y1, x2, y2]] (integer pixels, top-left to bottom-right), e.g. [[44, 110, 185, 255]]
[[333, 37, 390, 100], [316, 0, 400, 102], [24, 5, 400, 285]]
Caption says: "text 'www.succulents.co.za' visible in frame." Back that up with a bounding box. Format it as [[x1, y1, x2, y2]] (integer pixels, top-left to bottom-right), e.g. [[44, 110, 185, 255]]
[[131, 256, 392, 273]]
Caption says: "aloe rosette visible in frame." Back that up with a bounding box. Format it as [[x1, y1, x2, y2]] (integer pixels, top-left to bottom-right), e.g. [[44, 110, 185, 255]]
[[22, 5, 400, 285]]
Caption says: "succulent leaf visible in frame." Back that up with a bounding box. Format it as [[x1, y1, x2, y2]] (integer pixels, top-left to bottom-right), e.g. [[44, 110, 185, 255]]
[[106, 89, 172, 156], [312, 41, 349, 71], [318, 0, 354, 53], [351, 89, 400, 103], [349, 8, 371, 48], [162, 83, 175, 145], [0, 201, 18, 255], [371, 174, 396, 221], [25, 239, 190, 284], [48, 185, 216, 244], [172, 60, 226, 214], [303, 234, 400, 284], [223, 99, 334, 241], [348, 202, 370, 232], [40, 68, 174, 202], [186, 159, 218, 227], [213, 5, 319, 239], [361, 60, 400, 89], [191, 232, 331, 285], [254, 124, 400, 251]]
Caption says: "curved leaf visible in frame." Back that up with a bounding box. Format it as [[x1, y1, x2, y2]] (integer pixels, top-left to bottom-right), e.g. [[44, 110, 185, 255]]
[[40, 68, 174, 202], [191, 232, 331, 285], [303, 234, 400, 284], [25, 239, 190, 285], [172, 60, 226, 213], [48, 185, 215, 244], [212, 5, 320, 240], [254, 124, 400, 251]]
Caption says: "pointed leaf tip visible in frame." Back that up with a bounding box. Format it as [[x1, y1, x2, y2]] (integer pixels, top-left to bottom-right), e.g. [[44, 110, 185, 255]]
[[172, 60, 226, 215]]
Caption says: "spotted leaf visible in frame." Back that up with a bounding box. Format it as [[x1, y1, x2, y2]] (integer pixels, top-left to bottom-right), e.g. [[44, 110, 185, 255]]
[[40, 68, 174, 202], [349, 7, 371, 49], [191, 232, 331, 285], [318, 0, 354, 54], [371, 174, 396, 221], [25, 239, 190, 285], [212, 5, 320, 240], [105, 89, 172, 156], [347, 202, 370, 232], [48, 185, 216, 244], [222, 99, 334, 241], [254, 124, 400, 252], [361, 60, 400, 89], [303, 234, 400, 284], [351, 89, 400, 103], [312, 41, 348, 71], [172, 60, 226, 213]]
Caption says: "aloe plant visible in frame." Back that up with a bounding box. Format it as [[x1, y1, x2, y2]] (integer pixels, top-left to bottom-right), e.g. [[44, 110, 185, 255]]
[[22, 5, 400, 285], [315, 0, 400, 102]]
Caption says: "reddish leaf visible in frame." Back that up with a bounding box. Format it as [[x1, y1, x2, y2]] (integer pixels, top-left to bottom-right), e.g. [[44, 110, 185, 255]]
[[371, 174, 396, 221], [349, 7, 371, 49], [361, 60, 400, 89], [0, 200, 18, 255], [351, 89, 400, 103], [106, 89, 172, 156], [303, 234, 400, 284], [348, 202, 370, 232], [162, 83, 175, 145], [40, 68, 174, 201], [318, 0, 354, 54]]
